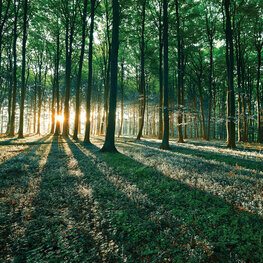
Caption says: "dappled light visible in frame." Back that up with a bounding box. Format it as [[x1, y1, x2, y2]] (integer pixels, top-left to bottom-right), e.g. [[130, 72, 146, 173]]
[[1, 0, 263, 261], [1, 135, 262, 262]]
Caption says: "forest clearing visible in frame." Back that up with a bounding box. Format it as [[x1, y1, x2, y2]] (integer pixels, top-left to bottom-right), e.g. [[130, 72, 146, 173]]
[[1, 0, 263, 261], [0, 134, 263, 262]]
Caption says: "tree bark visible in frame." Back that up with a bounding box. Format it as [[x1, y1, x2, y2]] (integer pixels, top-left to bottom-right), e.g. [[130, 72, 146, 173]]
[[73, 0, 88, 140], [118, 62, 124, 137], [84, 0, 96, 143], [18, 0, 28, 138], [54, 31, 61, 136], [100, 0, 119, 152], [175, 0, 184, 143], [224, 0, 236, 148], [9, 3, 19, 137], [136, 0, 146, 140], [160, 0, 170, 149]]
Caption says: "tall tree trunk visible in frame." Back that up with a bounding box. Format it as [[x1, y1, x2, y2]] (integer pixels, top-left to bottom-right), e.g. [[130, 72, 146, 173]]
[[54, 31, 61, 135], [50, 73, 56, 134], [198, 77, 206, 139], [158, 5, 163, 140], [9, 5, 18, 137], [62, 8, 75, 137], [175, 0, 184, 143], [256, 45, 263, 142], [37, 54, 42, 135], [118, 62, 124, 137], [73, 0, 88, 139], [84, 0, 96, 143], [160, 0, 170, 149], [133, 101, 136, 135], [224, 0, 236, 148], [100, 0, 119, 152], [136, 0, 146, 140], [101, 0, 111, 135], [242, 93, 248, 142], [18, 0, 28, 138], [207, 41, 213, 141], [6, 51, 12, 134], [33, 80, 37, 133]]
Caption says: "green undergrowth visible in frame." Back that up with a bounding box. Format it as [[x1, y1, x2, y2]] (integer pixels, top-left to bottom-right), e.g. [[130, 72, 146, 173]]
[[171, 146, 263, 172], [100, 151, 263, 262], [1, 137, 263, 263]]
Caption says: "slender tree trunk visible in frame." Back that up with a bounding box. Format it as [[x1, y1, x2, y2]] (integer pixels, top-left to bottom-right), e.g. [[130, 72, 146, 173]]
[[73, 0, 88, 140], [158, 5, 163, 140], [18, 0, 28, 138], [175, 0, 184, 143], [153, 106, 156, 137], [6, 55, 12, 134], [84, 0, 96, 143], [9, 7, 18, 137], [100, 0, 119, 152], [118, 62, 124, 137], [256, 46, 263, 142], [136, 0, 146, 140], [50, 73, 56, 133], [37, 56, 42, 135], [198, 77, 206, 139], [224, 0, 236, 148], [54, 31, 61, 136], [242, 93, 248, 142], [207, 41, 213, 141], [160, 0, 170, 149], [63, 11, 75, 137]]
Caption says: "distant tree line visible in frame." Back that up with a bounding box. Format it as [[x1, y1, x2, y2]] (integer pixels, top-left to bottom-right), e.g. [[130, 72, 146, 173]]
[[0, 0, 262, 151]]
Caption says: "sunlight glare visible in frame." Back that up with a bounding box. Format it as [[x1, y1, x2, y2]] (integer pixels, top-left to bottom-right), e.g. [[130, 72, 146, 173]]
[[56, 115, 64, 123]]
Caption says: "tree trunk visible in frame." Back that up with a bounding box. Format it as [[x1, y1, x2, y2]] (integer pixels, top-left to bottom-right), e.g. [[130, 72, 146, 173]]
[[62, 10, 75, 137], [18, 0, 28, 138], [84, 0, 96, 143], [175, 0, 184, 143], [160, 0, 170, 149], [118, 62, 124, 137], [73, 0, 88, 140], [224, 0, 236, 148], [37, 54, 42, 135], [9, 6, 18, 137], [54, 31, 61, 136], [158, 5, 163, 140], [256, 46, 263, 142], [100, 0, 119, 152], [136, 0, 146, 140]]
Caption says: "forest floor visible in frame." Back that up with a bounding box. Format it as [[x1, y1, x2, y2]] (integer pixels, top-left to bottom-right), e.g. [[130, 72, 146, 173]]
[[0, 134, 263, 262]]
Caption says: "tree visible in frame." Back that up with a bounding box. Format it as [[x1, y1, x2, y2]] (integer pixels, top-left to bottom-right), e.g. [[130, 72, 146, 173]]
[[100, 0, 119, 152], [9, 0, 21, 137], [61, 0, 79, 137], [73, 0, 88, 140], [84, 0, 97, 143], [160, 0, 170, 149], [18, 0, 29, 138], [136, 0, 147, 140], [224, 0, 236, 148]]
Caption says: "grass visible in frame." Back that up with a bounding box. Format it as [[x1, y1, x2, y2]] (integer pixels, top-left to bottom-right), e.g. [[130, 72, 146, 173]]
[[0, 135, 262, 262]]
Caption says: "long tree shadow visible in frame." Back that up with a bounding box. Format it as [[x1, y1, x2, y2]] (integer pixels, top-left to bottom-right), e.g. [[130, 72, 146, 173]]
[[111, 137, 263, 172], [0, 134, 43, 146], [0, 135, 52, 261], [94, 136, 261, 203], [0, 135, 52, 191], [76, 138, 263, 262], [10, 136, 108, 262], [65, 137, 210, 262]]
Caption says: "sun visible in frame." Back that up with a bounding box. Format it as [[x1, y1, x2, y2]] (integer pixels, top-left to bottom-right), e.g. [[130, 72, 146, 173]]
[[56, 115, 64, 123]]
